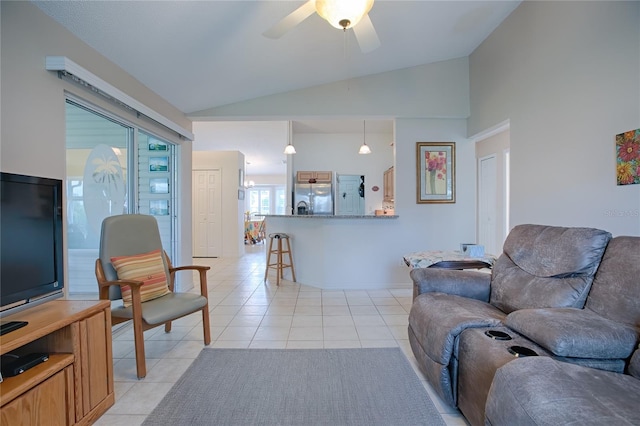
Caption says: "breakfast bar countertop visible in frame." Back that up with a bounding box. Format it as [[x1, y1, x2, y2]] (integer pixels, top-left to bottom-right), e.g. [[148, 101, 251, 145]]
[[262, 214, 402, 289], [263, 214, 398, 219]]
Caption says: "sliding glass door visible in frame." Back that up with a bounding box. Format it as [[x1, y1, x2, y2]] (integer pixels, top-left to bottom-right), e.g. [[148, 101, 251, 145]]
[[65, 99, 177, 296]]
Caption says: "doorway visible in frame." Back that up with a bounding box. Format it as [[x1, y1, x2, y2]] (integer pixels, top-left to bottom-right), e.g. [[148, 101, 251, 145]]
[[336, 174, 365, 215], [475, 127, 510, 256]]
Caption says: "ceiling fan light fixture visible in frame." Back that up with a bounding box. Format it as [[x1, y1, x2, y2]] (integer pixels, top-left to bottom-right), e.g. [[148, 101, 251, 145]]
[[315, 0, 374, 30]]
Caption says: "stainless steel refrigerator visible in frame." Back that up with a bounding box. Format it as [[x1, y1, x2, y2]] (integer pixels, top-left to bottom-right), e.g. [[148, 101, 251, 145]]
[[294, 183, 333, 215]]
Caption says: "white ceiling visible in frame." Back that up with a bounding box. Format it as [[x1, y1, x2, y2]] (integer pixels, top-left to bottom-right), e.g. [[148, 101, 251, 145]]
[[33, 0, 520, 175]]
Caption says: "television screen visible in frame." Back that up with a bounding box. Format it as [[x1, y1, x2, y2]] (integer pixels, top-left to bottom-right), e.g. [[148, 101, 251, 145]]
[[0, 172, 64, 315]]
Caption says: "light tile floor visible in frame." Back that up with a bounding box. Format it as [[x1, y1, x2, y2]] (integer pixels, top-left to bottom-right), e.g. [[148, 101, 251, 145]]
[[95, 244, 468, 426]]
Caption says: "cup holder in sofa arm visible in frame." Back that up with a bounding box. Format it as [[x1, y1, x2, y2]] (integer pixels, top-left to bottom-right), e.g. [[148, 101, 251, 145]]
[[508, 346, 538, 357], [484, 330, 512, 340]]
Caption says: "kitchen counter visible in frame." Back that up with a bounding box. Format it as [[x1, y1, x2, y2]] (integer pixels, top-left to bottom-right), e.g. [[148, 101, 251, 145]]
[[263, 214, 406, 290], [263, 214, 398, 219]]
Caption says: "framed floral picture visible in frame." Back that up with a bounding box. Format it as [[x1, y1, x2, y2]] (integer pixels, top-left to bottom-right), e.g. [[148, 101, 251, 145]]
[[416, 142, 455, 203], [616, 128, 640, 185]]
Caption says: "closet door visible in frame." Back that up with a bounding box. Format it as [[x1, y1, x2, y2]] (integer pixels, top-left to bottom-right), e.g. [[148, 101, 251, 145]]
[[193, 170, 222, 257]]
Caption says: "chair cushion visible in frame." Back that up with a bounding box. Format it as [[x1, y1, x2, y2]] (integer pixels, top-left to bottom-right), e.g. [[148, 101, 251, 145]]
[[111, 249, 170, 307], [486, 356, 640, 426], [490, 224, 611, 313], [506, 308, 639, 359], [111, 292, 208, 325]]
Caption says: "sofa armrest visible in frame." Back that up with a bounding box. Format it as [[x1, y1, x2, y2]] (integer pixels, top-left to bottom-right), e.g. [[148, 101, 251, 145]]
[[410, 268, 491, 301]]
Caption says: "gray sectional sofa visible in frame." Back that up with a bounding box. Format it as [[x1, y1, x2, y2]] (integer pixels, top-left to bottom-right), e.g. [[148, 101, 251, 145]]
[[408, 224, 640, 426]]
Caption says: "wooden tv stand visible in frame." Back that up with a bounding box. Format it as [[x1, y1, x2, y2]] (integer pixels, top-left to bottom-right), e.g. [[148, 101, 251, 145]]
[[0, 300, 114, 425]]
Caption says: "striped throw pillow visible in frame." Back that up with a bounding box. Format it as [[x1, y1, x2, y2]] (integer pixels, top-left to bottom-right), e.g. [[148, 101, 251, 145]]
[[111, 249, 171, 307]]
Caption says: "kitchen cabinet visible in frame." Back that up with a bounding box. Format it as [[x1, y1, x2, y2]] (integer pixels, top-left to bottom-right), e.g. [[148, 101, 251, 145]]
[[0, 300, 114, 425], [296, 171, 332, 183], [383, 167, 394, 202]]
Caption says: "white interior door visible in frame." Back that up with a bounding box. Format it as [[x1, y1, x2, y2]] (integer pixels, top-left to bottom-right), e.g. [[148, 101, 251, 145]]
[[478, 155, 498, 255], [476, 127, 510, 255], [193, 170, 222, 257]]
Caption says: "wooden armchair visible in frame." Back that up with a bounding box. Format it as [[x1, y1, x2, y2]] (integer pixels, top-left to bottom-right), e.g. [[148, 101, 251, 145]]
[[95, 214, 211, 379]]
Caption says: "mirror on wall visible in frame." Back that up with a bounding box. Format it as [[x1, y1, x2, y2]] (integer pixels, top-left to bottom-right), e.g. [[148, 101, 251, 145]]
[[336, 174, 365, 215]]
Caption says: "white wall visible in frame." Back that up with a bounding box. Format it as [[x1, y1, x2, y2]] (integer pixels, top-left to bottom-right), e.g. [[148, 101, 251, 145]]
[[189, 57, 474, 288], [394, 119, 477, 252], [192, 151, 245, 257], [291, 131, 394, 213], [268, 118, 477, 289], [190, 57, 470, 119], [469, 1, 640, 236]]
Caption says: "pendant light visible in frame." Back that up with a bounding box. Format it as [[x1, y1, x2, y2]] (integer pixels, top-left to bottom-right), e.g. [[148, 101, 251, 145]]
[[284, 143, 296, 154], [284, 120, 296, 154], [358, 120, 371, 154]]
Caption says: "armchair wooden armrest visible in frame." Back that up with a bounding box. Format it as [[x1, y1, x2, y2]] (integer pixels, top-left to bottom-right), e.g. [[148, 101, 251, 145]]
[[166, 257, 210, 296]]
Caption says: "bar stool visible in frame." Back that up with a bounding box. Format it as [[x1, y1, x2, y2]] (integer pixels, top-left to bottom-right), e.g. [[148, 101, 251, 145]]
[[264, 233, 296, 286]]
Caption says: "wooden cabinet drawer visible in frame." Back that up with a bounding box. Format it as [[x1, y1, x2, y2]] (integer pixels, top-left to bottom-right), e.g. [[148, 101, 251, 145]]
[[0, 365, 74, 426]]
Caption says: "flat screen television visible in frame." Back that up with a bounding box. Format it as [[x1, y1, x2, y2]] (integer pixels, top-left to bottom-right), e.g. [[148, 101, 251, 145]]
[[0, 172, 64, 318]]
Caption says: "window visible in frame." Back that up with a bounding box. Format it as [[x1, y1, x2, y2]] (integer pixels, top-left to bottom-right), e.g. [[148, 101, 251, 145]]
[[275, 188, 286, 214], [249, 188, 271, 216], [247, 185, 286, 216]]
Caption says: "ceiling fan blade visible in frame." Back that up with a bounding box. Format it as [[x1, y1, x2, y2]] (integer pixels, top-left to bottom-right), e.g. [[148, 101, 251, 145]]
[[353, 14, 380, 53], [263, 0, 317, 39]]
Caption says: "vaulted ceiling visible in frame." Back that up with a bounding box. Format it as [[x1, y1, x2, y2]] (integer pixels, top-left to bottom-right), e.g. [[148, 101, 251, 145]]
[[33, 1, 520, 175], [34, 0, 519, 114]]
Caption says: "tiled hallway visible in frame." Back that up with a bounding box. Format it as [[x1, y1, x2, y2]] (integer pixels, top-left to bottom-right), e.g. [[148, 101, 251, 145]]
[[96, 244, 467, 425]]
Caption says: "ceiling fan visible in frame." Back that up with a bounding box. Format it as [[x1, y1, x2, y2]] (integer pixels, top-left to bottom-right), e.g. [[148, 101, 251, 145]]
[[263, 0, 381, 53]]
